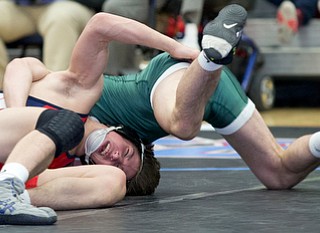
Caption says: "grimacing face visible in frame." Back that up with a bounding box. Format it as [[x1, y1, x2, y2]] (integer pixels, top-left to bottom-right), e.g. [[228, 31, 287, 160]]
[[89, 131, 141, 180]]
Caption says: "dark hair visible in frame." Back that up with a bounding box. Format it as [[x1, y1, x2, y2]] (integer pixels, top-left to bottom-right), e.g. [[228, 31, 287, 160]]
[[126, 144, 161, 196], [81, 124, 161, 195]]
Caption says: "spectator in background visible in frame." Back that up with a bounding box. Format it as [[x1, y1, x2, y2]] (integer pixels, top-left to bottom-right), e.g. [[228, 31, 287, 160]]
[[0, 0, 100, 90], [266, 0, 319, 43], [101, 0, 166, 75], [102, 0, 206, 75]]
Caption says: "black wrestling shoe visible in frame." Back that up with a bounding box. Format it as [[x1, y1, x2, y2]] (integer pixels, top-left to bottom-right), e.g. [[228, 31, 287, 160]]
[[0, 177, 57, 225], [201, 4, 247, 65]]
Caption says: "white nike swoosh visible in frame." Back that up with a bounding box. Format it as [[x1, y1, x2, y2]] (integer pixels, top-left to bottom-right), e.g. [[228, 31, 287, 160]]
[[223, 23, 238, 29]]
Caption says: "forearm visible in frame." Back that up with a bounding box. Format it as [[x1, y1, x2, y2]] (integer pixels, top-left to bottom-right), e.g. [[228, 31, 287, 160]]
[[91, 13, 199, 59], [29, 166, 127, 210], [69, 12, 199, 86]]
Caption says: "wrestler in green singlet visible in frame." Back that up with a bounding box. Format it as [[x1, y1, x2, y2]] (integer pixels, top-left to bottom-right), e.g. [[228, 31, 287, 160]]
[[90, 52, 255, 144]]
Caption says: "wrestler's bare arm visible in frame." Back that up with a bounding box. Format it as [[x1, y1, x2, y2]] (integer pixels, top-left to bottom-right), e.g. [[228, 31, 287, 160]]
[[4, 13, 199, 109], [3, 57, 49, 107], [29, 165, 126, 210], [69, 12, 199, 87]]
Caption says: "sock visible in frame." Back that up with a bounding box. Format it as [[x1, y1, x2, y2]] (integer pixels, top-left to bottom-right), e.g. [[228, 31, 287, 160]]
[[197, 51, 222, 71], [0, 162, 29, 183], [309, 132, 320, 158]]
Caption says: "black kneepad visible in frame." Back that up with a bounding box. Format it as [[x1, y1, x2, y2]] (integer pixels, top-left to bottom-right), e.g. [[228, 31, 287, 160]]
[[36, 109, 85, 156]]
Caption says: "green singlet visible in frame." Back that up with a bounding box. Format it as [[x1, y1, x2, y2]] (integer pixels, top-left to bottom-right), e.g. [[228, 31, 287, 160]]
[[90, 52, 255, 144]]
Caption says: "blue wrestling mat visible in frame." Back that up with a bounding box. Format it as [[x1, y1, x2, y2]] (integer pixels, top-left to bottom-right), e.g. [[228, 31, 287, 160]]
[[154, 136, 292, 159], [154, 136, 294, 172]]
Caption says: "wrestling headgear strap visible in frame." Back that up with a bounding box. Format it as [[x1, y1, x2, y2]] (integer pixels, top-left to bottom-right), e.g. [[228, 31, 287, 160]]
[[113, 125, 145, 173], [84, 126, 117, 158]]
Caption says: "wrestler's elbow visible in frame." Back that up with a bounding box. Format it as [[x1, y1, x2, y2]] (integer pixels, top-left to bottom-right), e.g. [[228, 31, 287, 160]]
[[97, 169, 127, 207], [88, 13, 122, 39], [87, 13, 111, 36]]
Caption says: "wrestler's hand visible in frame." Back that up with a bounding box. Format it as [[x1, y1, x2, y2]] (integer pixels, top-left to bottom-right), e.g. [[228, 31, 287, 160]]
[[169, 43, 200, 61]]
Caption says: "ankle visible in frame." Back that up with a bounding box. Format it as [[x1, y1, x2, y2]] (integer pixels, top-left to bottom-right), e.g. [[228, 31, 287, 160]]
[[197, 51, 222, 71], [1, 163, 29, 183], [309, 132, 320, 158]]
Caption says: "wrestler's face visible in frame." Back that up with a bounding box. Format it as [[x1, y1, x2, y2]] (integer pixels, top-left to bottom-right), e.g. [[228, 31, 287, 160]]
[[89, 131, 141, 180]]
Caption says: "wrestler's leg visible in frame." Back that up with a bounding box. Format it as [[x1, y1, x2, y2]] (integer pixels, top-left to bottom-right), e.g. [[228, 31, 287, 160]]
[[153, 4, 247, 139], [2, 108, 84, 179], [153, 65, 221, 139], [224, 109, 320, 189], [0, 107, 57, 225], [29, 165, 126, 210], [0, 107, 46, 162]]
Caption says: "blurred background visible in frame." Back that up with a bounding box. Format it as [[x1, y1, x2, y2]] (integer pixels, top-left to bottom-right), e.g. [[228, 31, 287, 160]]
[[4, 0, 320, 127]]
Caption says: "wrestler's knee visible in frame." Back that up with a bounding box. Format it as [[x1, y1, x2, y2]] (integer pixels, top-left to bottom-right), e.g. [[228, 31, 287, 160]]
[[36, 109, 84, 156], [256, 160, 298, 190], [261, 174, 294, 190], [170, 119, 201, 140]]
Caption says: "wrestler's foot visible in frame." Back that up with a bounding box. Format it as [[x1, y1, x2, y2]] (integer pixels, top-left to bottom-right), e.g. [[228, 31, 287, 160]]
[[201, 4, 247, 65], [0, 177, 57, 225], [277, 1, 298, 43]]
